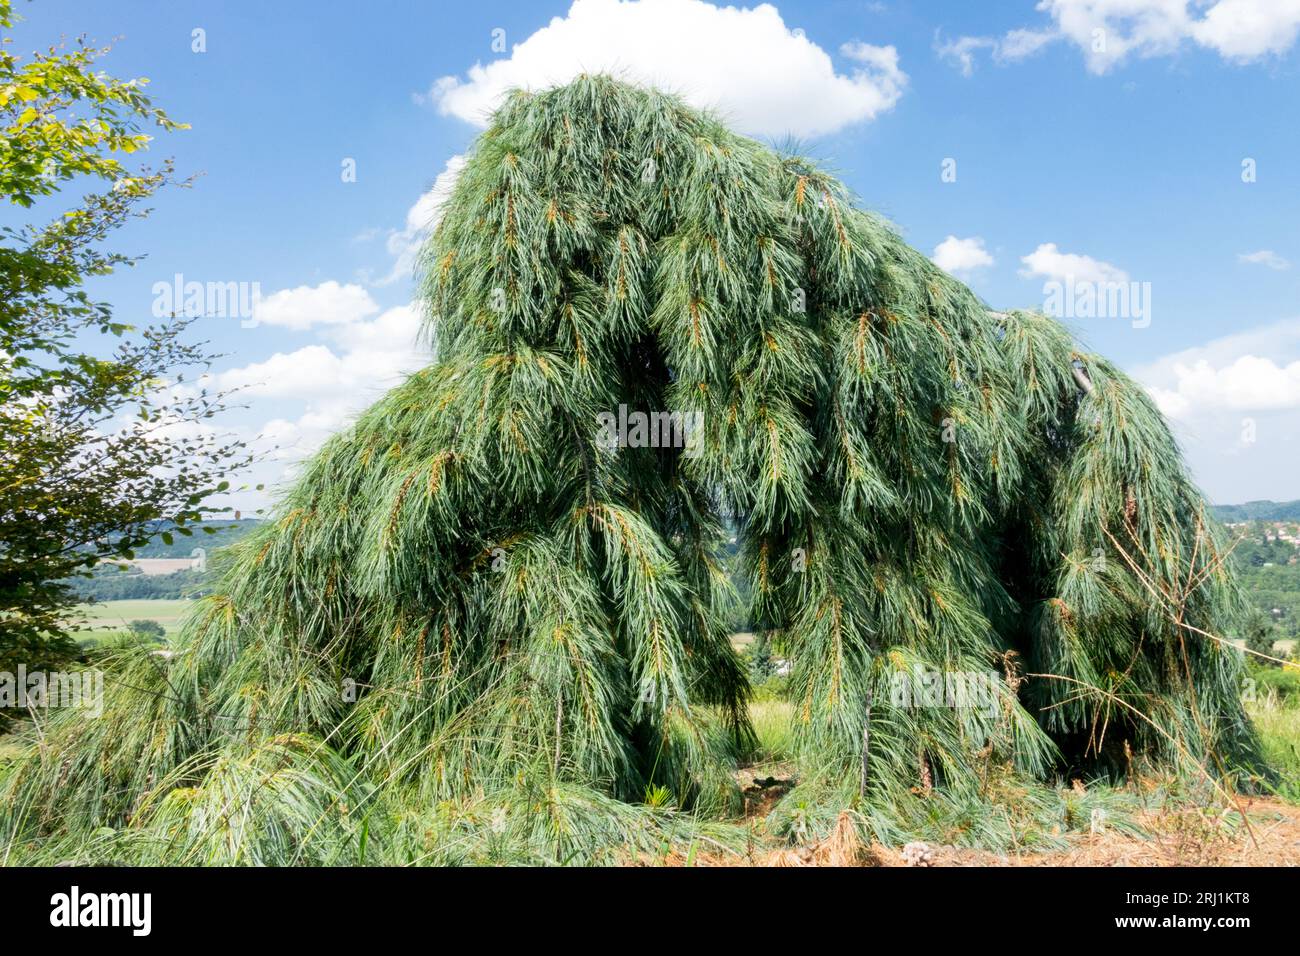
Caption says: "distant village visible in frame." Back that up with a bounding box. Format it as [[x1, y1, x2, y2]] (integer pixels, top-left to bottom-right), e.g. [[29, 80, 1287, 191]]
[[1225, 521, 1300, 562]]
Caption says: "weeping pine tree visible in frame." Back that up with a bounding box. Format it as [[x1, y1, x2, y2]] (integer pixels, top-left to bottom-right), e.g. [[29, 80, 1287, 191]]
[[1, 75, 1262, 863]]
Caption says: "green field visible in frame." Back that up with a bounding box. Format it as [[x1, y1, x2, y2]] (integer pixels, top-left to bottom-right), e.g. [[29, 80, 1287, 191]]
[[74, 599, 194, 642]]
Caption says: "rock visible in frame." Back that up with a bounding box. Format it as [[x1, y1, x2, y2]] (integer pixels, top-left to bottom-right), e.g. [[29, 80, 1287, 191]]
[[901, 841, 934, 867]]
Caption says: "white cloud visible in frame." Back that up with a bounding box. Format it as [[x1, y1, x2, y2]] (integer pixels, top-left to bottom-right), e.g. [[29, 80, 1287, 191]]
[[940, 0, 1300, 75], [936, 30, 1055, 75], [209, 304, 429, 468], [162, 286, 429, 510], [326, 301, 425, 354], [426, 0, 906, 138], [1238, 249, 1291, 271], [1189, 0, 1300, 60], [1138, 318, 1300, 375], [376, 154, 466, 287], [217, 305, 424, 402], [1146, 355, 1300, 419], [253, 403, 358, 464], [253, 281, 380, 331], [840, 41, 905, 84], [1132, 318, 1300, 502], [1137, 318, 1300, 418], [1019, 242, 1128, 284], [1000, 27, 1059, 61], [932, 235, 994, 274], [935, 36, 998, 77]]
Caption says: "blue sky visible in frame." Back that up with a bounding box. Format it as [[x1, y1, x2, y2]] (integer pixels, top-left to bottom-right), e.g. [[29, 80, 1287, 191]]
[[7, 0, 1300, 507]]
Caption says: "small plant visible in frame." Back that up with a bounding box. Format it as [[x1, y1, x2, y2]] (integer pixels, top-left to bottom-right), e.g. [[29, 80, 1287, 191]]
[[748, 633, 775, 682], [126, 620, 166, 641], [1248, 660, 1300, 702], [643, 785, 673, 809]]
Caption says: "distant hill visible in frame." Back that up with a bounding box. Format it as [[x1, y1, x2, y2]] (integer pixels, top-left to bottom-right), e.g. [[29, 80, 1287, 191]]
[[131, 518, 265, 557], [68, 519, 266, 602], [1213, 501, 1300, 523]]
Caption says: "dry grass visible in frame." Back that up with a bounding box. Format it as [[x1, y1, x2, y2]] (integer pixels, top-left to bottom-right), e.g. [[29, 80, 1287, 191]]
[[657, 796, 1300, 867]]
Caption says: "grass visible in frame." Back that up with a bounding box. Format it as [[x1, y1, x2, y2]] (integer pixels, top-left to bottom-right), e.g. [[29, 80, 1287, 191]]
[[748, 699, 794, 762], [734, 673, 1300, 855], [1250, 700, 1300, 804], [734, 688, 1157, 855], [4, 665, 1296, 865], [73, 599, 192, 642]]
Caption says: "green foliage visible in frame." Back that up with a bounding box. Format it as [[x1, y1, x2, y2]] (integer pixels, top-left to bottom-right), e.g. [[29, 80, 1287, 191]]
[[125, 619, 165, 640], [67, 567, 209, 602], [768, 763, 1149, 851], [55, 521, 261, 604], [747, 632, 775, 682], [1248, 661, 1300, 703], [748, 699, 793, 762], [1243, 609, 1277, 659], [129, 519, 263, 557], [1233, 525, 1299, 568], [0, 0, 186, 208], [0, 3, 247, 668], [0, 75, 1266, 863], [1228, 523, 1300, 643], [1250, 703, 1300, 805]]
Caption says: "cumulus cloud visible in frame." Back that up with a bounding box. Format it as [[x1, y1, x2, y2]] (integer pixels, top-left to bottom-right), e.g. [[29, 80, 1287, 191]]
[[939, 0, 1300, 75], [425, 0, 906, 138], [253, 281, 380, 331], [931, 235, 994, 275], [210, 304, 429, 468], [1146, 355, 1300, 420], [165, 274, 432, 507], [1189, 0, 1300, 60], [375, 154, 466, 287], [1238, 249, 1291, 271], [1019, 242, 1128, 284], [1132, 318, 1300, 501], [1137, 319, 1300, 420], [217, 305, 424, 403]]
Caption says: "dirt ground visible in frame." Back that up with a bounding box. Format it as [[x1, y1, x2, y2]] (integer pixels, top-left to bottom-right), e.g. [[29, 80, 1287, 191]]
[[683, 771, 1300, 867], [958, 797, 1300, 867]]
